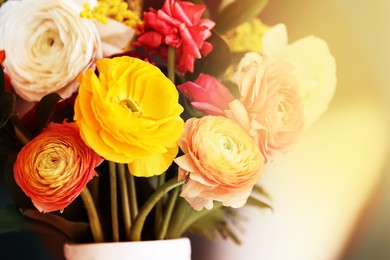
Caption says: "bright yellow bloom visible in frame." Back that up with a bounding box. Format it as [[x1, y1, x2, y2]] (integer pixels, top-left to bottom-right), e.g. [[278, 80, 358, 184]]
[[74, 57, 184, 177]]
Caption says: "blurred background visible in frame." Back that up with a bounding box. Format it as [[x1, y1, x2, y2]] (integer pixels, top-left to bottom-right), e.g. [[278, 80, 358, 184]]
[[193, 0, 390, 259]]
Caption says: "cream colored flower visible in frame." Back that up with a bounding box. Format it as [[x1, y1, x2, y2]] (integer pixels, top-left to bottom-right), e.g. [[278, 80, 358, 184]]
[[0, 0, 102, 101], [262, 24, 337, 126]]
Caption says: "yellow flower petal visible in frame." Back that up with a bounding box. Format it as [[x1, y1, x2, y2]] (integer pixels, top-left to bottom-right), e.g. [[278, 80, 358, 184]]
[[74, 56, 184, 176], [129, 146, 179, 177]]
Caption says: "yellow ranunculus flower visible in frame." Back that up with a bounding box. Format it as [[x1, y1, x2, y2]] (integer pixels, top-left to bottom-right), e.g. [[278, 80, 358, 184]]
[[74, 56, 184, 177]]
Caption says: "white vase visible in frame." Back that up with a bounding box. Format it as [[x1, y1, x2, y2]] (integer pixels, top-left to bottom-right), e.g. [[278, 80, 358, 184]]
[[63, 238, 191, 260]]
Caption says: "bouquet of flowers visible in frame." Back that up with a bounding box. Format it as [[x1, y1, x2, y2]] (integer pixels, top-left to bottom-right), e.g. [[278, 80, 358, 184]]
[[0, 0, 336, 258]]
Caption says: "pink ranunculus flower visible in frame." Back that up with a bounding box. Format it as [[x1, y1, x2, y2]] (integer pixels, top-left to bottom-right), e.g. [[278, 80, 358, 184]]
[[177, 73, 235, 116], [13, 122, 103, 213], [174, 116, 264, 211], [227, 53, 305, 163], [135, 0, 215, 74]]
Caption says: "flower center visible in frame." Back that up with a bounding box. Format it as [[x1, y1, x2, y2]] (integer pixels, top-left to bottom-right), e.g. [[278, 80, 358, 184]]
[[119, 98, 142, 116], [216, 134, 237, 156], [33, 28, 64, 57]]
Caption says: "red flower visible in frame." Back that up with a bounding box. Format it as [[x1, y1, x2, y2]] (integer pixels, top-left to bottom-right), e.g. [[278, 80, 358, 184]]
[[135, 0, 214, 74], [0, 50, 12, 92], [177, 73, 234, 115]]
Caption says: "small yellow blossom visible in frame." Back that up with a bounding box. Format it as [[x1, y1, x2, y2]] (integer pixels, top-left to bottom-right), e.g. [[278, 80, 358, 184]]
[[223, 18, 269, 53], [80, 0, 142, 30]]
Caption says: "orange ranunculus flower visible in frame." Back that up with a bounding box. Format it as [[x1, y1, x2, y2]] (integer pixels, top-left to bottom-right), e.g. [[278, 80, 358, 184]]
[[74, 56, 184, 177], [174, 116, 264, 211], [13, 122, 103, 213]]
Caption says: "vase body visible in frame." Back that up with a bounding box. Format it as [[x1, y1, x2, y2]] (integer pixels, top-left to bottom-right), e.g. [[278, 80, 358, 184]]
[[63, 238, 191, 260]]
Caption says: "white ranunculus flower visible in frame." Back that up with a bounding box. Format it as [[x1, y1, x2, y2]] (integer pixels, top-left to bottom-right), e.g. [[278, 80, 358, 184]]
[[262, 24, 337, 127], [0, 0, 103, 102]]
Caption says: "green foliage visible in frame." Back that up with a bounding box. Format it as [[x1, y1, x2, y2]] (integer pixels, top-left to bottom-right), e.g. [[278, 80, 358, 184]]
[[0, 205, 27, 233], [179, 93, 204, 121], [214, 0, 268, 34], [22, 209, 91, 242], [188, 31, 231, 81], [36, 93, 63, 132], [3, 153, 33, 209], [247, 184, 273, 211], [0, 92, 15, 128]]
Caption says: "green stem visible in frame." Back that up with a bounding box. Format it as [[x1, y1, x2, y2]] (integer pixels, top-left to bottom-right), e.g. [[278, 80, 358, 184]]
[[168, 201, 223, 239], [80, 187, 105, 242], [109, 161, 119, 242], [10, 115, 31, 145], [157, 186, 180, 240], [129, 178, 184, 241], [127, 171, 138, 222], [167, 46, 175, 83], [117, 164, 131, 240], [153, 45, 175, 236], [155, 173, 165, 236]]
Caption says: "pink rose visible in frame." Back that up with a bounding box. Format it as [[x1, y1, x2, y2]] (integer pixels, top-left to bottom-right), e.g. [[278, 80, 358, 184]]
[[227, 53, 305, 163], [174, 116, 264, 211], [13, 122, 103, 213], [177, 73, 234, 115], [135, 0, 214, 74]]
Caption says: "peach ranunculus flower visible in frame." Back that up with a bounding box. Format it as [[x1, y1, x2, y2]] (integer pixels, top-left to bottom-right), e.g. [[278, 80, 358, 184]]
[[13, 122, 103, 213], [261, 23, 337, 127], [0, 0, 102, 102], [228, 53, 305, 163], [174, 116, 264, 211], [74, 56, 184, 177]]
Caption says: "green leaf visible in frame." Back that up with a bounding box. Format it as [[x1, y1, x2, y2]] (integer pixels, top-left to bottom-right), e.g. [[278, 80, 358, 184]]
[[0, 205, 27, 233], [3, 154, 33, 209], [246, 196, 273, 211], [22, 209, 91, 242], [215, 221, 241, 244], [167, 199, 224, 239], [214, 0, 268, 34], [0, 122, 21, 155], [187, 31, 231, 81], [0, 92, 16, 128], [252, 184, 272, 200], [36, 93, 63, 132], [179, 93, 205, 121]]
